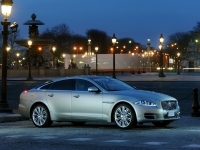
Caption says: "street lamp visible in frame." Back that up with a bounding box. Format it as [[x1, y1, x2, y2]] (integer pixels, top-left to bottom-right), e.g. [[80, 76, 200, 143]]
[[62, 54, 66, 68], [6, 46, 10, 51], [158, 34, 165, 77], [147, 38, 151, 72], [0, 0, 18, 112], [95, 47, 98, 75], [177, 52, 181, 75], [88, 38, 91, 54], [27, 40, 33, 80], [52, 46, 56, 68], [16, 52, 20, 69], [112, 34, 117, 78], [142, 54, 145, 73]]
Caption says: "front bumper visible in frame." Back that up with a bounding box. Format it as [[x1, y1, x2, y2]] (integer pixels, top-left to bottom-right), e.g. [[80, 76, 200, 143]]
[[134, 104, 180, 123]]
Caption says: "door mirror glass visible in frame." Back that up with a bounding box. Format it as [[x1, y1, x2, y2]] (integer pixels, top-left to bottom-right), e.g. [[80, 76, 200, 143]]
[[88, 86, 99, 92]]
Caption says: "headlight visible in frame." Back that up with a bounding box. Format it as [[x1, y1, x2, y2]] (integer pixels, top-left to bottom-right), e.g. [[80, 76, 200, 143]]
[[134, 100, 156, 106]]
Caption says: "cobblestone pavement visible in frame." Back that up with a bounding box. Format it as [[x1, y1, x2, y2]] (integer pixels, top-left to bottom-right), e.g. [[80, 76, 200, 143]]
[[0, 116, 200, 150]]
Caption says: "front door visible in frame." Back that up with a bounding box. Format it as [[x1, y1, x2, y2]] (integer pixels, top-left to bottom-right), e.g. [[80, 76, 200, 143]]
[[71, 79, 103, 121]]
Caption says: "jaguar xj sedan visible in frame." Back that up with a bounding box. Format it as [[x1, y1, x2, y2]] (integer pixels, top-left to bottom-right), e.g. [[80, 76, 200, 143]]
[[19, 76, 180, 129]]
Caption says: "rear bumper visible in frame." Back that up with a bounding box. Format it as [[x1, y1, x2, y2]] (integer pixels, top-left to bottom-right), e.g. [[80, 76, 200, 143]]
[[19, 104, 30, 118]]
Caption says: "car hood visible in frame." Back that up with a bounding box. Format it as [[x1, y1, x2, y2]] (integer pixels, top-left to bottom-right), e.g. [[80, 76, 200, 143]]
[[108, 90, 176, 101]]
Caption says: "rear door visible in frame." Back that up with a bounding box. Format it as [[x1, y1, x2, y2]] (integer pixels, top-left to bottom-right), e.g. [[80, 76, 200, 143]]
[[45, 79, 75, 120]]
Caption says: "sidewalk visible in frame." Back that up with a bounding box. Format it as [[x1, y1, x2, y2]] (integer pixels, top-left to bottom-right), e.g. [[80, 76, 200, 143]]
[[1, 72, 200, 123]]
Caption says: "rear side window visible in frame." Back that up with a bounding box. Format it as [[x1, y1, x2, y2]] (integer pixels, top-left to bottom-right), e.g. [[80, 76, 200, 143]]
[[49, 79, 75, 90], [40, 83, 54, 89]]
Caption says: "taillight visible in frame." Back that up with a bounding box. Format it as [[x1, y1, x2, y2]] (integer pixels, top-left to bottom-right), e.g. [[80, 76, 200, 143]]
[[24, 90, 28, 93]]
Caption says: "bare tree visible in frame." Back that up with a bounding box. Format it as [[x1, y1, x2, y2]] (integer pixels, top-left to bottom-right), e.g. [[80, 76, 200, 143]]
[[7, 30, 22, 64], [40, 23, 73, 57], [86, 29, 108, 54], [167, 32, 191, 57]]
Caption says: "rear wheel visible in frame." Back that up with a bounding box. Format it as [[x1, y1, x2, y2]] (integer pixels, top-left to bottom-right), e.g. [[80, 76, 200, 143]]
[[113, 104, 136, 129], [152, 121, 171, 127], [31, 104, 53, 127]]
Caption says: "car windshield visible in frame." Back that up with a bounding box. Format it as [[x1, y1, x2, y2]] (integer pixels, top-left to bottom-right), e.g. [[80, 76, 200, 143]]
[[92, 77, 134, 91]]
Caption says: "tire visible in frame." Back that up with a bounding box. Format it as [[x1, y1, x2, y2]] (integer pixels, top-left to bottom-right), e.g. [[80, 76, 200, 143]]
[[113, 103, 136, 129], [71, 122, 86, 126], [152, 121, 171, 127], [31, 104, 53, 128]]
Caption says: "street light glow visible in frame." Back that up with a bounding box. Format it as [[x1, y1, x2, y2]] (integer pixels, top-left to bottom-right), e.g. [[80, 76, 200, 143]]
[[52, 46, 56, 52], [28, 40, 32, 47], [1, 0, 13, 19], [159, 34, 164, 43]]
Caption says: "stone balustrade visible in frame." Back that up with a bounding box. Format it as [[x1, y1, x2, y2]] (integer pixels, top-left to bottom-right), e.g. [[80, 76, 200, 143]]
[[0, 68, 90, 77]]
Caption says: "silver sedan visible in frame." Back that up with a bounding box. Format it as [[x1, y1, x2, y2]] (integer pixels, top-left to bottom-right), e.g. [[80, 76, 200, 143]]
[[19, 76, 180, 129]]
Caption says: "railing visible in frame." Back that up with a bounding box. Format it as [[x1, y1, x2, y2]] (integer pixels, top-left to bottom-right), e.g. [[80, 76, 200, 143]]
[[182, 68, 200, 72], [0, 68, 90, 77]]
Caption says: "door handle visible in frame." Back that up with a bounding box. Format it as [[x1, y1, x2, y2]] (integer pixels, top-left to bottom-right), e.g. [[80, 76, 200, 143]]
[[73, 95, 79, 98], [48, 94, 54, 97]]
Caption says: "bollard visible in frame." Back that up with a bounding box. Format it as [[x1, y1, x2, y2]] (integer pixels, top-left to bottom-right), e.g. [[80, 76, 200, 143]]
[[191, 87, 200, 117]]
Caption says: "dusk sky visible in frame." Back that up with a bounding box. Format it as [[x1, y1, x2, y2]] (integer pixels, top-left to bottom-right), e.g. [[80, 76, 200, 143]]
[[6, 0, 200, 48]]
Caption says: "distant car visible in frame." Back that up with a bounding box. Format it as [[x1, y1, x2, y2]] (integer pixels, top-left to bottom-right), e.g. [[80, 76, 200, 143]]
[[19, 76, 180, 129]]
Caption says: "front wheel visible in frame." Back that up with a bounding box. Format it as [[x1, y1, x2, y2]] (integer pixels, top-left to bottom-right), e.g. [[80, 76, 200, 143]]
[[31, 104, 53, 128], [113, 104, 136, 129], [152, 121, 171, 127]]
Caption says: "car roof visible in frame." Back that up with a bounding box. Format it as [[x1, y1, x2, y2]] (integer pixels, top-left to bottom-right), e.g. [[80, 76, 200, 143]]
[[52, 75, 111, 82]]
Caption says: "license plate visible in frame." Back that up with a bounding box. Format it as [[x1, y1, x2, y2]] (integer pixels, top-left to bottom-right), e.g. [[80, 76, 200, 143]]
[[167, 111, 175, 117]]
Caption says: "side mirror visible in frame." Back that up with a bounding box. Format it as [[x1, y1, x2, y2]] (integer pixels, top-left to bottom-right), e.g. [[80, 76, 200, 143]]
[[88, 86, 99, 92]]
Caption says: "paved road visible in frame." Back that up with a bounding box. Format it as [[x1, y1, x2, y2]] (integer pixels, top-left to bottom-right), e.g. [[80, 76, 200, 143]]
[[0, 116, 200, 150], [3, 80, 198, 116], [1, 75, 200, 149]]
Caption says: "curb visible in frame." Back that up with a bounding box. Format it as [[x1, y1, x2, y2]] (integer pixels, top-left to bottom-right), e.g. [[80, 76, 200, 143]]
[[0, 114, 29, 123]]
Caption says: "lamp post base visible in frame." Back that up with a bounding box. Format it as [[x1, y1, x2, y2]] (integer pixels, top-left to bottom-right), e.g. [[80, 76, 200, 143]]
[[0, 102, 12, 113], [191, 111, 200, 117], [27, 76, 33, 80], [159, 72, 165, 77], [112, 75, 116, 79]]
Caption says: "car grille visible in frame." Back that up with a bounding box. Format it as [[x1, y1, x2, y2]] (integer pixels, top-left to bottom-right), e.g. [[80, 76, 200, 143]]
[[161, 101, 177, 110]]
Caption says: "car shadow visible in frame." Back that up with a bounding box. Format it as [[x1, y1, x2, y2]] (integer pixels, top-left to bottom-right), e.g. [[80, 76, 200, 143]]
[[50, 122, 178, 130]]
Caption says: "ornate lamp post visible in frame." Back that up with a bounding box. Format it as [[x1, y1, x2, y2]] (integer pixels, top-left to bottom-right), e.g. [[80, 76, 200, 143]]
[[27, 40, 33, 80], [159, 34, 165, 77], [112, 34, 117, 78], [0, 0, 18, 112], [177, 52, 181, 75], [95, 47, 98, 75]]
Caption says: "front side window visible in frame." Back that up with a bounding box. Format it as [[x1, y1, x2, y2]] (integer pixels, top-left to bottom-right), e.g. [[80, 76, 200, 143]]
[[92, 78, 134, 91], [75, 79, 95, 91]]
